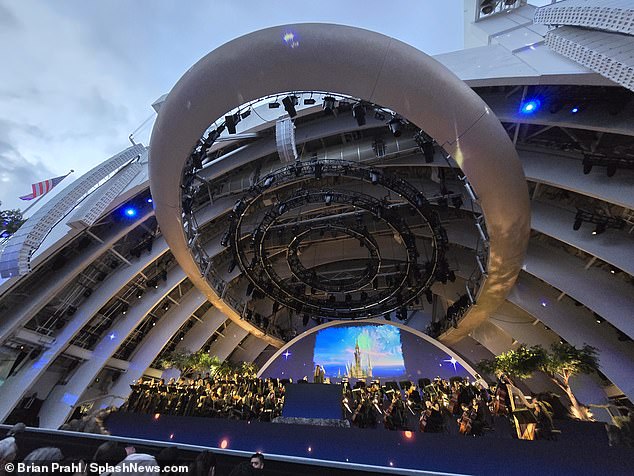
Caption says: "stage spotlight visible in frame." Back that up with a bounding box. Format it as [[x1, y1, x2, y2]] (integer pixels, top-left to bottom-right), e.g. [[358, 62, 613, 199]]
[[583, 162, 593, 174], [480, 0, 496, 14], [323, 96, 336, 114], [268, 100, 281, 108], [594, 313, 604, 324], [324, 194, 333, 205], [388, 117, 402, 137], [121, 305, 128, 315], [571, 106, 580, 114], [225, 114, 238, 134], [278, 203, 287, 214], [263, 176, 275, 188], [240, 110, 251, 119], [607, 165, 617, 177], [592, 223, 606, 235], [549, 100, 564, 114], [163, 301, 171, 311], [519, 99, 540, 114], [221, 230, 231, 247], [352, 103, 366, 126], [282, 95, 298, 118], [304, 97, 316, 105], [573, 217, 583, 230], [146, 197, 153, 204], [123, 206, 138, 218], [369, 170, 380, 185]]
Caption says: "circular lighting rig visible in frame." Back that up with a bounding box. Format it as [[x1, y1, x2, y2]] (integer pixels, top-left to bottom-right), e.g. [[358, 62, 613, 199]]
[[225, 159, 448, 320]]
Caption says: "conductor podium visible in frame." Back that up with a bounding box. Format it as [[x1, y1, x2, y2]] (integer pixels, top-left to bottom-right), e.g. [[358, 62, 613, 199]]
[[281, 383, 342, 420]]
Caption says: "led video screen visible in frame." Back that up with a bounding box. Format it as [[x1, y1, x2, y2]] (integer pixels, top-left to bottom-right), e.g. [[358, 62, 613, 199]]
[[260, 322, 472, 382], [314, 324, 405, 379]]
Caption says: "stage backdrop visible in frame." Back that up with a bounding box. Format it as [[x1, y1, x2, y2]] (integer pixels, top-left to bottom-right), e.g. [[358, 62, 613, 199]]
[[259, 320, 475, 383]]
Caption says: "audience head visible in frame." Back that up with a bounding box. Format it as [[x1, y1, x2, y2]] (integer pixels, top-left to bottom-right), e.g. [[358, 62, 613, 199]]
[[190, 451, 217, 476], [250, 452, 264, 470], [0, 437, 17, 464], [93, 441, 127, 466], [23, 447, 64, 471], [156, 446, 179, 470], [6, 423, 26, 438]]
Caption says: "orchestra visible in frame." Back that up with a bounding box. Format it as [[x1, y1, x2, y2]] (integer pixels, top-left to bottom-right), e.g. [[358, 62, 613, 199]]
[[121, 373, 285, 422], [121, 372, 552, 440]]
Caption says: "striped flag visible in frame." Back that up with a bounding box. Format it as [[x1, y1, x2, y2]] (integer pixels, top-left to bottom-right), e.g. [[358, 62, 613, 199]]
[[19, 174, 70, 201]]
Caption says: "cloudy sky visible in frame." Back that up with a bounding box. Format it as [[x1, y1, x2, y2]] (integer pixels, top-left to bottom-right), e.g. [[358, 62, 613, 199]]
[[0, 0, 471, 211]]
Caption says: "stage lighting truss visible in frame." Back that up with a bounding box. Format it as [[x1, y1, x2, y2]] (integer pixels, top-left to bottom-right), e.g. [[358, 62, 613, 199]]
[[224, 159, 448, 320], [178, 93, 488, 331]]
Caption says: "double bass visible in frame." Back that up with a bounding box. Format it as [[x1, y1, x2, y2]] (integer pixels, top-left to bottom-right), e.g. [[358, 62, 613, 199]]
[[458, 405, 475, 435]]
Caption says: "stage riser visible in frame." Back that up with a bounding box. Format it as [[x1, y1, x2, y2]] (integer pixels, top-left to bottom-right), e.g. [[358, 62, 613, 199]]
[[106, 412, 633, 475]]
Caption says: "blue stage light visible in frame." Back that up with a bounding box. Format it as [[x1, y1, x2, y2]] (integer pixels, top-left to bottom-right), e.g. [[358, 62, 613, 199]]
[[520, 99, 540, 114], [571, 107, 579, 114], [147, 197, 153, 203], [123, 207, 138, 218]]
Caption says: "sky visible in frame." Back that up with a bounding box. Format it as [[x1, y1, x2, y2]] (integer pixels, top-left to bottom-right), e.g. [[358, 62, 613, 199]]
[[0, 0, 469, 211]]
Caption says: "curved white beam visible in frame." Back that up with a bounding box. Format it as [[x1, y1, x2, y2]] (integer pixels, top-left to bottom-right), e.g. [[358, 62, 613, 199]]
[[107, 289, 207, 409], [0, 211, 155, 345], [38, 267, 187, 428], [0, 235, 168, 422], [150, 23, 530, 347], [508, 273, 634, 402]]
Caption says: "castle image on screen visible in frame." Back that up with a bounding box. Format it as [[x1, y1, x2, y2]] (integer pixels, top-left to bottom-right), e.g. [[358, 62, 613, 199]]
[[314, 324, 405, 379]]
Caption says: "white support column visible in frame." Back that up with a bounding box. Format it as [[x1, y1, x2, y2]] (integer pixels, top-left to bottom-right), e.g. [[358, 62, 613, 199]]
[[175, 307, 227, 353], [508, 274, 634, 402], [208, 322, 249, 362], [107, 289, 206, 408], [37, 267, 186, 429], [0, 236, 169, 423], [229, 335, 269, 363], [0, 211, 155, 344]]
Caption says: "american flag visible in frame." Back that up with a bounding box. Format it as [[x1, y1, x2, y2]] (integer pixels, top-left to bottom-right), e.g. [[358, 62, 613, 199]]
[[19, 174, 70, 201]]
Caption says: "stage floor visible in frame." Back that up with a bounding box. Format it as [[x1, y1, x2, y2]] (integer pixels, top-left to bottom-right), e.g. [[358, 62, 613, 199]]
[[105, 412, 633, 475]]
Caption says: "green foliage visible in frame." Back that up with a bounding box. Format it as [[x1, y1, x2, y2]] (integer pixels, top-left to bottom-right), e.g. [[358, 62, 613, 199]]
[[0, 202, 25, 235], [477, 343, 599, 384], [542, 342, 599, 386], [477, 345, 546, 379], [158, 350, 260, 379], [159, 350, 221, 376]]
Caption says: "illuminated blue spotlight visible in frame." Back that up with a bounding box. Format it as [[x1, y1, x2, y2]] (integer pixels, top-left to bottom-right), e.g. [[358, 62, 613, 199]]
[[146, 198, 153, 204], [123, 207, 138, 218], [520, 99, 540, 114], [571, 107, 579, 114]]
